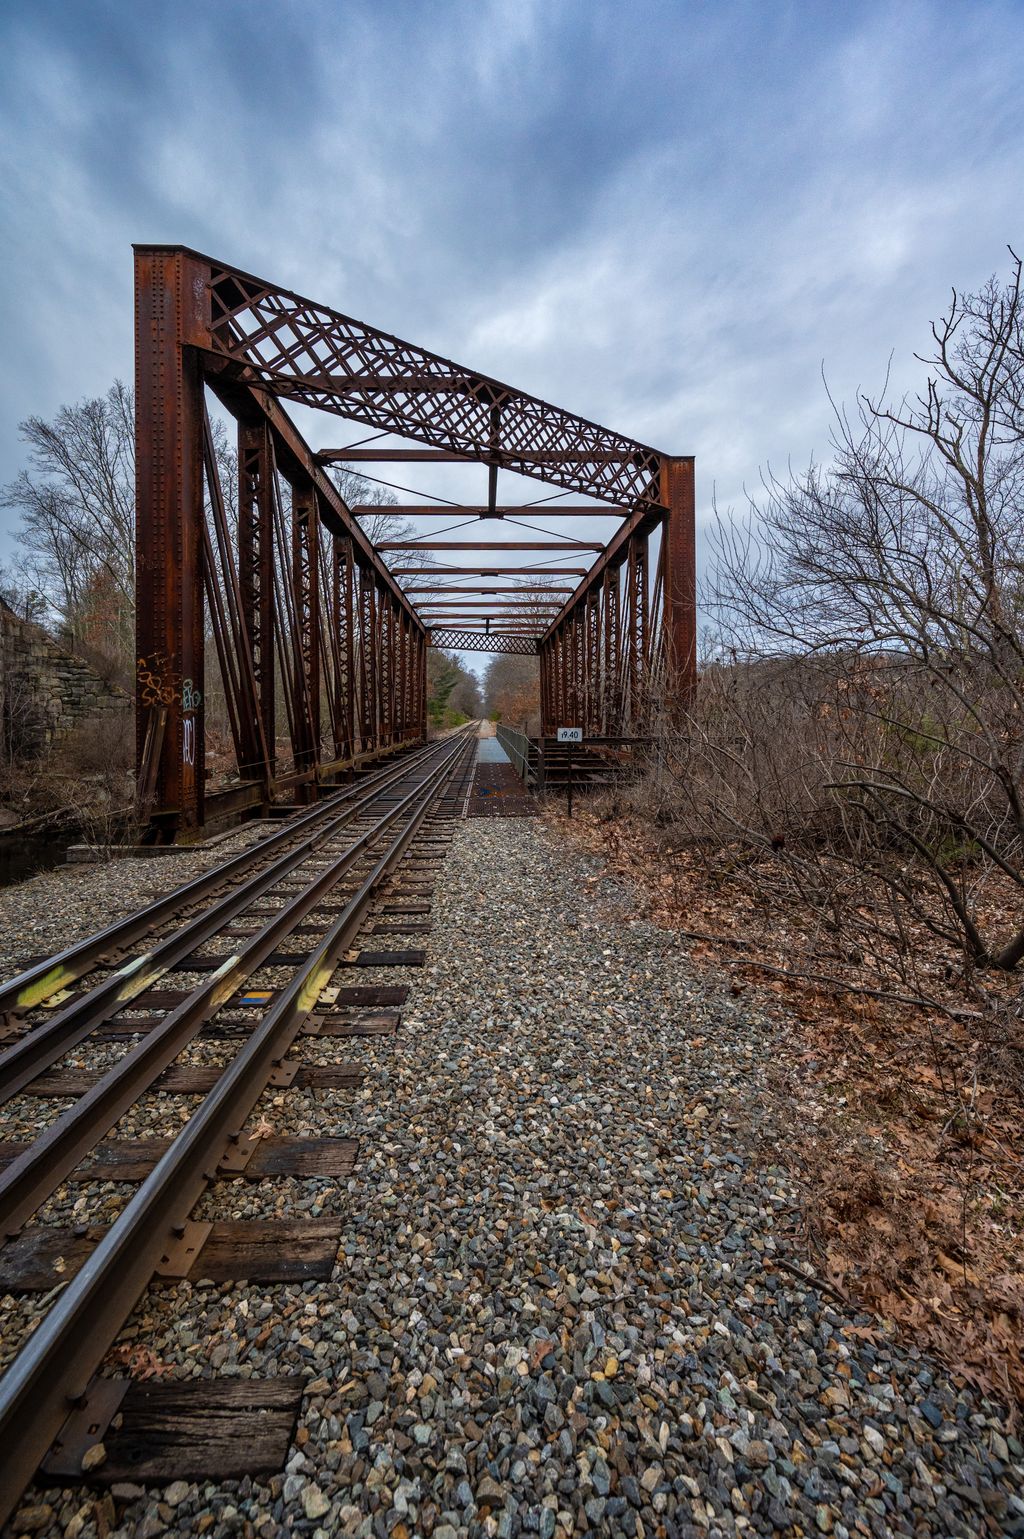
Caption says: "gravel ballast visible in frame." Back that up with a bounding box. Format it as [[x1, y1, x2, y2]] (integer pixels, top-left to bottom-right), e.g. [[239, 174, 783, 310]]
[[4, 818, 1022, 1539]]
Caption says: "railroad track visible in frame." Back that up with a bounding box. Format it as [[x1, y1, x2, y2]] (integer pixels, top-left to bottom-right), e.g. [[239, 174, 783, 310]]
[[0, 726, 476, 1526]]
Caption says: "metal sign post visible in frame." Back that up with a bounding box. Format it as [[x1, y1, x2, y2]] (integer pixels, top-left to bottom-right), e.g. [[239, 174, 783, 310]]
[[556, 727, 582, 818]]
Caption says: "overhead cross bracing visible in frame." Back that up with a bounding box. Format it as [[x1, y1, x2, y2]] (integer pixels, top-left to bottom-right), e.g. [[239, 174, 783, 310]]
[[134, 245, 695, 833]]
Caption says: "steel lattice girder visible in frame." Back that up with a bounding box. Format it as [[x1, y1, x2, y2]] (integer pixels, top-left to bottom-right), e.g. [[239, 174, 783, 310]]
[[194, 252, 664, 511], [427, 629, 538, 656]]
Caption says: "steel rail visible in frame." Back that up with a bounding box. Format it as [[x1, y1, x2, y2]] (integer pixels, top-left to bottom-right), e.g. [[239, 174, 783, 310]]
[[0, 731, 467, 1234], [0, 727, 474, 1526], [0, 739, 435, 1020], [0, 733, 461, 1107]]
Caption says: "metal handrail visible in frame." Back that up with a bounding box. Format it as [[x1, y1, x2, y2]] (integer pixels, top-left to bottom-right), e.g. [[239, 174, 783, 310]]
[[495, 724, 532, 785]]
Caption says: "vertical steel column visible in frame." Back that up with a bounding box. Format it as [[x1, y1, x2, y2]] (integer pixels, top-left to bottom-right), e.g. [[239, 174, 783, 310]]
[[394, 606, 402, 740], [582, 602, 592, 736], [358, 566, 377, 751], [377, 594, 389, 744], [540, 639, 549, 735], [238, 420, 276, 789], [134, 247, 209, 836], [420, 629, 428, 738], [540, 639, 550, 735], [291, 481, 321, 795], [586, 589, 600, 737], [660, 455, 697, 708], [539, 643, 549, 735], [635, 534, 650, 720], [388, 598, 398, 743], [568, 613, 580, 727], [397, 610, 409, 740], [553, 627, 566, 731], [344, 541, 358, 758], [624, 539, 637, 720], [330, 535, 354, 762], [375, 591, 387, 747], [373, 582, 386, 747], [602, 567, 620, 735], [624, 533, 650, 725]]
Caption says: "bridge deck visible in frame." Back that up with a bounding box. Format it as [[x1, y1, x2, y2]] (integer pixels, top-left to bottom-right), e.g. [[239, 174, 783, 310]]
[[465, 734, 537, 817]]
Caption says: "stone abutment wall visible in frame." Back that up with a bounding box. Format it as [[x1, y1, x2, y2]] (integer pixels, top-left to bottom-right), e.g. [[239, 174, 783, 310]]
[[0, 599, 128, 762]]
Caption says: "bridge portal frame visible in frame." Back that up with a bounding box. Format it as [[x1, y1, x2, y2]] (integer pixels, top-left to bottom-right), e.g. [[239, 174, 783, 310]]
[[134, 245, 695, 835]]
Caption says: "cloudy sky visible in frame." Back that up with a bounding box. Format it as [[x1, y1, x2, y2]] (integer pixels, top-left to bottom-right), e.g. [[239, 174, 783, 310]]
[[1, 0, 1022, 626]]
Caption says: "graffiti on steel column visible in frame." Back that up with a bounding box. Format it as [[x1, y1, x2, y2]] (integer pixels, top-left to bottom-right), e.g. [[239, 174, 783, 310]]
[[136, 656, 202, 767], [136, 652, 176, 707], [181, 679, 202, 766]]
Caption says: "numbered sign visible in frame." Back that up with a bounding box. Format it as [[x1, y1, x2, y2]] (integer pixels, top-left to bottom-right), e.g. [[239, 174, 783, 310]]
[[557, 726, 583, 743]]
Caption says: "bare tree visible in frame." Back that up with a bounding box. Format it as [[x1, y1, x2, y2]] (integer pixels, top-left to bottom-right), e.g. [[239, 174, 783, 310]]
[[1, 381, 135, 655], [483, 652, 540, 731], [702, 251, 1024, 973], [1, 386, 242, 683], [479, 577, 560, 733]]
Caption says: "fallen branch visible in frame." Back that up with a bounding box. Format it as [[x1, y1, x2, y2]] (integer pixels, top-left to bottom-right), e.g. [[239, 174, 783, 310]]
[[770, 1255, 855, 1311]]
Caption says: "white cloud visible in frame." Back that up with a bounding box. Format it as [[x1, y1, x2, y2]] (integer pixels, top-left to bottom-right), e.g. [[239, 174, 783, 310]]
[[1, 0, 1021, 632]]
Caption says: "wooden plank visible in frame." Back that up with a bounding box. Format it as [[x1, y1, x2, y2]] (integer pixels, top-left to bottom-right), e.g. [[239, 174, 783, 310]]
[[0, 1140, 165, 1180], [23, 1064, 363, 1097], [333, 986, 408, 1005], [94, 1021, 152, 1040], [114, 985, 280, 1026], [192, 1219, 341, 1281], [0, 1227, 96, 1290], [129, 989, 193, 1009], [368, 921, 431, 934], [248, 1137, 357, 1178], [381, 901, 431, 914], [341, 950, 426, 968], [114, 1017, 252, 1041], [319, 1011, 399, 1037], [0, 1136, 358, 1183], [0, 1219, 342, 1291], [43, 1376, 305, 1482]]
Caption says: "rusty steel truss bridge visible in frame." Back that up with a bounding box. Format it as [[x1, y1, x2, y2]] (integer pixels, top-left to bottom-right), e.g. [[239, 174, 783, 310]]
[[135, 246, 695, 835]]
